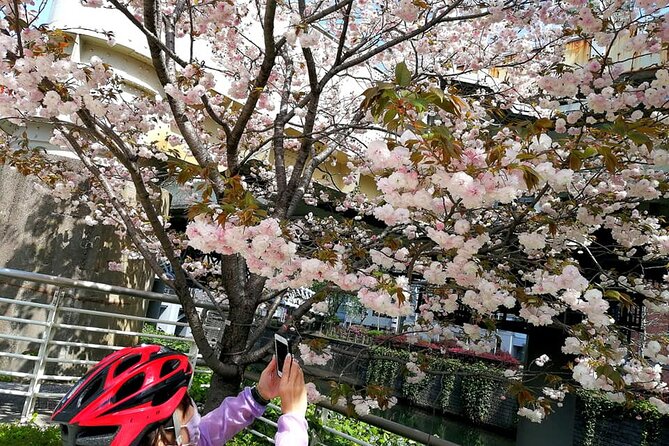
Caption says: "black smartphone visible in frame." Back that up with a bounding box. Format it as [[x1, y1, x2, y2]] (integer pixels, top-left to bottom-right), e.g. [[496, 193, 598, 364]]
[[274, 333, 291, 377]]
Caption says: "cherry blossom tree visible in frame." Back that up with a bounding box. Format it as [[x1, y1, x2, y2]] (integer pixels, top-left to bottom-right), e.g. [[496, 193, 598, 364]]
[[1, 0, 669, 417]]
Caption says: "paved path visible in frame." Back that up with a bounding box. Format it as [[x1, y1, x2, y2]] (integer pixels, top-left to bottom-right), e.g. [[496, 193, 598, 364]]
[[0, 382, 28, 423], [0, 382, 66, 425]]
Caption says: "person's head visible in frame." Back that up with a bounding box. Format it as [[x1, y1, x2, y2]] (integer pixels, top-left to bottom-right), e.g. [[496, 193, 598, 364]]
[[138, 392, 200, 446], [52, 344, 195, 446]]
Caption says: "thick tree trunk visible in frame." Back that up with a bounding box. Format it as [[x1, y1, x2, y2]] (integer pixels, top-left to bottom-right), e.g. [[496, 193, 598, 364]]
[[203, 255, 267, 412], [203, 302, 256, 412]]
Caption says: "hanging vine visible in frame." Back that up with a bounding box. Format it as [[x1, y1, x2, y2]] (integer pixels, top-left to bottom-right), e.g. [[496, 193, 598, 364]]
[[577, 390, 668, 446], [366, 345, 410, 389], [365, 346, 511, 427], [439, 360, 459, 410], [461, 363, 498, 424]]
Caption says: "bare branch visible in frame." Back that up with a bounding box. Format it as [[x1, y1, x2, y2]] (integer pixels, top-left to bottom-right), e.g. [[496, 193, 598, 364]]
[[107, 0, 189, 67], [245, 290, 285, 350], [201, 94, 232, 140], [226, 0, 282, 174], [334, 0, 355, 65]]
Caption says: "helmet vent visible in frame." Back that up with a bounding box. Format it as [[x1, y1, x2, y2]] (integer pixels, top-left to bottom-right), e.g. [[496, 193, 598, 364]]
[[114, 373, 145, 403], [160, 359, 180, 377], [75, 426, 117, 446], [114, 354, 141, 377], [151, 388, 175, 406], [78, 376, 103, 408]]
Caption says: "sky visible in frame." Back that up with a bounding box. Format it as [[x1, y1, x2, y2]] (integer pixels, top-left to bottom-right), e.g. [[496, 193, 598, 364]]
[[35, 0, 53, 26]]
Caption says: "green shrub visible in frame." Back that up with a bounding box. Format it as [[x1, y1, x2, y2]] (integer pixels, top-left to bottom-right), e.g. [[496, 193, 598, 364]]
[[138, 324, 191, 353], [190, 370, 213, 405], [226, 430, 267, 445], [0, 423, 61, 446], [310, 408, 419, 446], [230, 400, 420, 445]]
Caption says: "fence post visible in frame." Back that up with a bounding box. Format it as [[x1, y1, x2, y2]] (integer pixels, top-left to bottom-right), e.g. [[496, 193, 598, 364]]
[[20, 287, 63, 422], [188, 338, 200, 369]]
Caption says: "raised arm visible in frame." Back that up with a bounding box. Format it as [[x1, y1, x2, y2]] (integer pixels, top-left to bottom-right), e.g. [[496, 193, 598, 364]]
[[196, 386, 266, 446], [275, 355, 309, 446]]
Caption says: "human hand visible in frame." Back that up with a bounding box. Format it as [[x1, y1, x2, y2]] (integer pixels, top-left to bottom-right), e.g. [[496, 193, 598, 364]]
[[257, 355, 281, 401], [278, 355, 307, 417]]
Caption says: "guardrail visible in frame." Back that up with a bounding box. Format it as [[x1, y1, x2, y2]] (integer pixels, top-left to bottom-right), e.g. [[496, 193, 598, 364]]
[[253, 402, 374, 446], [246, 400, 457, 446], [0, 267, 225, 422], [243, 370, 458, 446]]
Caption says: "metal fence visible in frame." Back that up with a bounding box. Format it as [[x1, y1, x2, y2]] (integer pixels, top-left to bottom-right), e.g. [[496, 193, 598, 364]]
[[251, 402, 374, 446], [0, 267, 220, 422]]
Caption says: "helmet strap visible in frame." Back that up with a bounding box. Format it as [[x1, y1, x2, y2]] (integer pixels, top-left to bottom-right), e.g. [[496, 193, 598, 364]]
[[172, 410, 183, 446]]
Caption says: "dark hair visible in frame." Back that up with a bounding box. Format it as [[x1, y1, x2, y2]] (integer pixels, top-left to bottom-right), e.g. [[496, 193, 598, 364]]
[[139, 392, 193, 446]]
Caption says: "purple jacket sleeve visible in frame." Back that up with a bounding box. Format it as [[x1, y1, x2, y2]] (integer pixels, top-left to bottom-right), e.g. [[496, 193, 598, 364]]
[[197, 387, 265, 446], [275, 413, 309, 446], [196, 387, 309, 446]]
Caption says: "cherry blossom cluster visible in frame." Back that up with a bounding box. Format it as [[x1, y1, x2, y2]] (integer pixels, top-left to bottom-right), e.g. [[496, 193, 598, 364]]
[[297, 343, 333, 366]]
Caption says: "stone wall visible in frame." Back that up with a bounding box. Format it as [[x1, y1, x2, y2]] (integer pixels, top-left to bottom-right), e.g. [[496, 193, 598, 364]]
[[572, 398, 669, 446]]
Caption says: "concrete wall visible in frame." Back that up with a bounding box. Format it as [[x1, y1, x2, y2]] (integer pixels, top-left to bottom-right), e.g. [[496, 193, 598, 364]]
[[0, 164, 159, 375]]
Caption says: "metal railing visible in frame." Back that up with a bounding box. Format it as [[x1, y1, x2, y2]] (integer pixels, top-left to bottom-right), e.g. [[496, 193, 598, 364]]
[[246, 400, 458, 446], [244, 371, 458, 446], [251, 402, 374, 446], [0, 267, 225, 422]]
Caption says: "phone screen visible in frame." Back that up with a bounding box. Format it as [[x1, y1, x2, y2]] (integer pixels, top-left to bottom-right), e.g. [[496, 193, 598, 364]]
[[275, 337, 289, 376]]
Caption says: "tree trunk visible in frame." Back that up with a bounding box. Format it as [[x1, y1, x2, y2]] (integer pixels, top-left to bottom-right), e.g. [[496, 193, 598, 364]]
[[203, 255, 265, 412], [202, 302, 255, 412]]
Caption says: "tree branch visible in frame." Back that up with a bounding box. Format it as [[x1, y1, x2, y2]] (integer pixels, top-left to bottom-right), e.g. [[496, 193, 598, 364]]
[[142, 0, 227, 198], [334, 0, 354, 65], [61, 130, 173, 286], [107, 0, 189, 67], [246, 290, 285, 350], [226, 1, 284, 175], [272, 50, 295, 195]]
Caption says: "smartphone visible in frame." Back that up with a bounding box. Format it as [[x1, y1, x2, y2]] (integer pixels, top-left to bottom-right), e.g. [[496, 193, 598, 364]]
[[274, 333, 291, 377]]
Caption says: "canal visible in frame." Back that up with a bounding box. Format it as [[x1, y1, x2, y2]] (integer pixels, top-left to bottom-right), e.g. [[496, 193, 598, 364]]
[[378, 401, 516, 446]]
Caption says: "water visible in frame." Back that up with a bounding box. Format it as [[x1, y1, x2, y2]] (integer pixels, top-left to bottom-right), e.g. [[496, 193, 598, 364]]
[[378, 402, 516, 446]]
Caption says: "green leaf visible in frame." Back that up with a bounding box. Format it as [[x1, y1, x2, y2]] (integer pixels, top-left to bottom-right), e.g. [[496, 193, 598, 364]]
[[383, 109, 397, 125], [407, 96, 428, 111], [518, 165, 541, 190], [428, 87, 445, 101], [395, 62, 412, 87], [627, 130, 652, 149], [568, 151, 583, 170], [534, 118, 554, 130], [604, 290, 635, 308], [597, 146, 618, 173]]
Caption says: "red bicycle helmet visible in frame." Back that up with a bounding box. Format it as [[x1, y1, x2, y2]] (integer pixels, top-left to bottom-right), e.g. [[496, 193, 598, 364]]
[[52, 344, 194, 446]]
